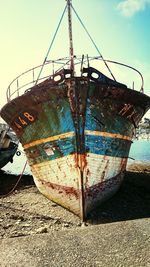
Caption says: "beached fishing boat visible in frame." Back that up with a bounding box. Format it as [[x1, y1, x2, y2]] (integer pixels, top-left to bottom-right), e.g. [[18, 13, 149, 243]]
[[1, 1, 150, 220], [0, 124, 18, 169]]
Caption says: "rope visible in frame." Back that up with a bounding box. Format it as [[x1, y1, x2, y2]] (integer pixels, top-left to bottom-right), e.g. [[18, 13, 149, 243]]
[[35, 1, 116, 84], [35, 4, 67, 85], [0, 160, 28, 198], [71, 4, 116, 81]]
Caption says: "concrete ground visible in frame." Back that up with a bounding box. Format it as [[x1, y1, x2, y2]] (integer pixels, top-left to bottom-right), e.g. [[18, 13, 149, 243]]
[[0, 163, 150, 267], [0, 218, 150, 267]]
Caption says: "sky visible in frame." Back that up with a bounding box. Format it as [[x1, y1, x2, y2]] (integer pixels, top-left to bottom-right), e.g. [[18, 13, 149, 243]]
[[0, 0, 150, 119]]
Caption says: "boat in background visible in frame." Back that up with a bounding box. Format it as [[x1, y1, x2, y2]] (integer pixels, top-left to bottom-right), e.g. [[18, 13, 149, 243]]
[[0, 0, 150, 220], [0, 123, 18, 169]]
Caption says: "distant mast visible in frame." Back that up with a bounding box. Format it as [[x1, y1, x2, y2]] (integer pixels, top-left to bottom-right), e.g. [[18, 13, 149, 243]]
[[67, 0, 74, 74]]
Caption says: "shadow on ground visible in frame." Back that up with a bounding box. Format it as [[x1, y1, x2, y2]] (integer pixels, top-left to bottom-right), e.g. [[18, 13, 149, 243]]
[[0, 169, 150, 224], [87, 170, 150, 224], [0, 170, 34, 196]]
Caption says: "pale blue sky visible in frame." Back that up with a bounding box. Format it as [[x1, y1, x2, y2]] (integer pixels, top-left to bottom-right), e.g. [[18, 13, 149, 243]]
[[0, 0, 150, 117]]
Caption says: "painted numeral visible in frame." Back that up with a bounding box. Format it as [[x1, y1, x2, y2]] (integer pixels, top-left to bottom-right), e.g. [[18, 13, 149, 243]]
[[18, 116, 27, 125], [14, 111, 35, 130], [24, 112, 35, 122], [14, 121, 22, 129]]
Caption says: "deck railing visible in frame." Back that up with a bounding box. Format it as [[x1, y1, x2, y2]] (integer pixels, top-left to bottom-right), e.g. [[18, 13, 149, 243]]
[[6, 56, 144, 101]]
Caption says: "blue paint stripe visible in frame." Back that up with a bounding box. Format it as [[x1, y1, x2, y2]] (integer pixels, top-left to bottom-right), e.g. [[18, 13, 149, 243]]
[[85, 135, 131, 157], [26, 135, 131, 165]]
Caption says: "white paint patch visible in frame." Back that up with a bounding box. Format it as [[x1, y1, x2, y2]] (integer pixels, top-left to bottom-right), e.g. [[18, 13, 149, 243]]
[[84, 153, 127, 187], [30, 153, 127, 218]]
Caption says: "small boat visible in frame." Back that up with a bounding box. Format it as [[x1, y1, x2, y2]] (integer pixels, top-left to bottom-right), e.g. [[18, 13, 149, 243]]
[[0, 1, 150, 220], [0, 124, 18, 169]]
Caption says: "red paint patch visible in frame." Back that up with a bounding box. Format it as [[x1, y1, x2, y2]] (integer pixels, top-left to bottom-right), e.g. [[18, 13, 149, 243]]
[[39, 179, 80, 199], [85, 172, 123, 199]]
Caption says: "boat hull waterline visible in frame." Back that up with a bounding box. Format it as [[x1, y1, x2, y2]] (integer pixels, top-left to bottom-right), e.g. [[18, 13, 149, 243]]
[[1, 74, 150, 219]]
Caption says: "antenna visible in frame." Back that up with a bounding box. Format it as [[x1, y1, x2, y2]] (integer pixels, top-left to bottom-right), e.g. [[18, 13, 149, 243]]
[[67, 0, 75, 74]]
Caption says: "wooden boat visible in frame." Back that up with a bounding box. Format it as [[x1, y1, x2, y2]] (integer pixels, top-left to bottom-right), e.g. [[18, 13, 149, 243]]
[[0, 1, 150, 220], [0, 125, 18, 169]]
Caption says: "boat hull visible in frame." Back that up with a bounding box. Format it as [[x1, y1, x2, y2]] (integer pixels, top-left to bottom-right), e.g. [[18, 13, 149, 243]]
[[0, 142, 18, 169], [1, 76, 150, 219], [31, 153, 126, 217]]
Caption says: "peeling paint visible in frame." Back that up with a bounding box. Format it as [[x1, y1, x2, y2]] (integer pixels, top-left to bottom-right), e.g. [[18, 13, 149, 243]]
[[1, 72, 150, 220]]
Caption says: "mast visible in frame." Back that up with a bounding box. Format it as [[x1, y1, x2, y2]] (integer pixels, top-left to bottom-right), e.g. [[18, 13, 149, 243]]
[[67, 0, 75, 74]]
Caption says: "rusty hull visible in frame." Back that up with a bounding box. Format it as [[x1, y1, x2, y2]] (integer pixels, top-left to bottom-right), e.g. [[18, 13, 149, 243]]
[[1, 72, 150, 220]]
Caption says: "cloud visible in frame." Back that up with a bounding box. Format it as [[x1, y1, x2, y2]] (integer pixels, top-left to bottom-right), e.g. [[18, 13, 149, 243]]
[[117, 0, 150, 17]]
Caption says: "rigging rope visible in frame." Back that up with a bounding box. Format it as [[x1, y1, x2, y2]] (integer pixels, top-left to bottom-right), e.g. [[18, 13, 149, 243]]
[[0, 160, 28, 198], [35, 1, 116, 83], [71, 4, 116, 81], [35, 3, 67, 85]]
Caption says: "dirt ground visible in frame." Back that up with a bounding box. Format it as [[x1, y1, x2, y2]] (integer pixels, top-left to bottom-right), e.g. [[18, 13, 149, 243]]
[[0, 162, 150, 239]]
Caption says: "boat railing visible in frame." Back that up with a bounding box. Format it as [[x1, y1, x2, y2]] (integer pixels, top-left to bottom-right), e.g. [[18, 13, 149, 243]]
[[6, 56, 144, 101]]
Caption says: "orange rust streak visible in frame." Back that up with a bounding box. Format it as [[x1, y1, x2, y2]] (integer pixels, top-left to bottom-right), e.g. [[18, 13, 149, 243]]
[[85, 130, 132, 141], [23, 132, 75, 149], [23, 130, 131, 149]]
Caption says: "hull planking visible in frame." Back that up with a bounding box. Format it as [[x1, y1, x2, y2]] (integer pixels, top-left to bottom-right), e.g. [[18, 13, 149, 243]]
[[1, 73, 150, 220]]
